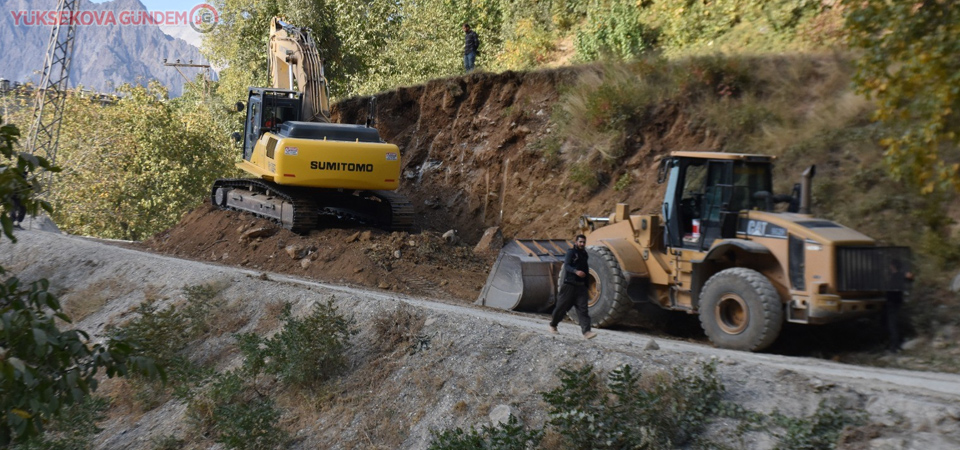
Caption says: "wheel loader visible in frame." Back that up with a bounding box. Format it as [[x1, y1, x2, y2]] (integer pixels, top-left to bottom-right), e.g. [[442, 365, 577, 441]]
[[211, 18, 412, 233], [478, 151, 911, 351]]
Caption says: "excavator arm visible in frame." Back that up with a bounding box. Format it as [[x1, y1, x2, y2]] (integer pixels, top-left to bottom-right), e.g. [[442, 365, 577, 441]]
[[269, 17, 331, 122]]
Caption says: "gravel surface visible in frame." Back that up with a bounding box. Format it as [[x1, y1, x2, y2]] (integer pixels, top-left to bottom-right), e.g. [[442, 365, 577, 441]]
[[3, 228, 960, 449]]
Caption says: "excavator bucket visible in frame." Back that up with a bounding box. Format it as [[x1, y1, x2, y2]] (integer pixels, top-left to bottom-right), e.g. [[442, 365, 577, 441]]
[[476, 239, 572, 312]]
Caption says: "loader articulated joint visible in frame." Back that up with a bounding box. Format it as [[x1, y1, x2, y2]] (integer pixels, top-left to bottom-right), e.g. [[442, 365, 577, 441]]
[[579, 215, 610, 232]]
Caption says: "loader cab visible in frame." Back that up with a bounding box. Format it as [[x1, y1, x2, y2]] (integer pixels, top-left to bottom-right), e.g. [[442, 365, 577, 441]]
[[242, 88, 302, 160], [660, 153, 773, 251]]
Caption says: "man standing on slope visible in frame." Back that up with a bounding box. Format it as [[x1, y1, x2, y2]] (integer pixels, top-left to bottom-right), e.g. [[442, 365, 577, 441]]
[[549, 235, 598, 339], [463, 23, 479, 73]]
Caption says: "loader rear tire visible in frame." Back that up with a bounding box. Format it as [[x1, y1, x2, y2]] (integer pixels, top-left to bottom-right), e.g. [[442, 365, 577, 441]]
[[564, 246, 631, 328], [699, 268, 784, 352]]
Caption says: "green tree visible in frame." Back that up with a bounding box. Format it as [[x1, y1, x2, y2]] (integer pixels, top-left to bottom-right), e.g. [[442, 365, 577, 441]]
[[844, 0, 960, 194], [0, 118, 158, 445], [49, 82, 236, 240], [575, 0, 650, 61], [205, 0, 383, 99], [0, 118, 56, 240]]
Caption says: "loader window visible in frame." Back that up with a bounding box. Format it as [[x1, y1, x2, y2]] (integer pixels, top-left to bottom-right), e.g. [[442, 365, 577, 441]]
[[730, 162, 773, 212], [663, 158, 709, 249], [679, 163, 707, 246]]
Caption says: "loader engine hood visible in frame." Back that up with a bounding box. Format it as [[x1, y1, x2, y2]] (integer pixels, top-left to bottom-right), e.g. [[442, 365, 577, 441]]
[[741, 212, 875, 246]]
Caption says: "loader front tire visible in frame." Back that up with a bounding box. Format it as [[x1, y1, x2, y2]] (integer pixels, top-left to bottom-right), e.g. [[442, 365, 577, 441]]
[[699, 268, 784, 352], [564, 246, 631, 328]]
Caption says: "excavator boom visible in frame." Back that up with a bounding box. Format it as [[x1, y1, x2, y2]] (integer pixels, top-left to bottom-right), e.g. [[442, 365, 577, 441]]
[[269, 17, 331, 122]]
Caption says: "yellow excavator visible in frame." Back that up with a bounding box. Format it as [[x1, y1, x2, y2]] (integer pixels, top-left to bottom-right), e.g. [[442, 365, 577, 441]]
[[479, 151, 911, 351], [211, 18, 412, 232]]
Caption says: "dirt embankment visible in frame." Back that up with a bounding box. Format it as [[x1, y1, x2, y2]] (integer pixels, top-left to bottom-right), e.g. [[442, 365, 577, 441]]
[[143, 68, 720, 303]]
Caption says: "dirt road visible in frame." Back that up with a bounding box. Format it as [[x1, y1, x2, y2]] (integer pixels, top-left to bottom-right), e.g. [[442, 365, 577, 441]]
[[3, 228, 959, 449]]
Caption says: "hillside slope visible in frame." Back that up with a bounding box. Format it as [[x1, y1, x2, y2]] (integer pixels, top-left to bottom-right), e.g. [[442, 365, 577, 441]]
[[4, 229, 960, 449]]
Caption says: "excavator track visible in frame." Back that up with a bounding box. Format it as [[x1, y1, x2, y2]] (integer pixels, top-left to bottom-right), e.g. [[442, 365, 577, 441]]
[[211, 179, 414, 233]]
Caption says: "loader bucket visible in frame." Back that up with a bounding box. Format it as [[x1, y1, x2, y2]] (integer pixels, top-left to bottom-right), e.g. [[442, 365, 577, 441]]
[[476, 239, 572, 312]]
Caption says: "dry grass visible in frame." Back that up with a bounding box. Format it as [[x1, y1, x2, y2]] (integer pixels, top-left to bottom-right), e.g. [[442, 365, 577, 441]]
[[252, 298, 289, 333], [371, 302, 426, 353], [61, 278, 131, 321]]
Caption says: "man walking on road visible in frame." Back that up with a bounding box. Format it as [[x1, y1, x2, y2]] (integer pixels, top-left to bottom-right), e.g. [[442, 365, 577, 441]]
[[550, 235, 597, 339], [462, 23, 479, 73]]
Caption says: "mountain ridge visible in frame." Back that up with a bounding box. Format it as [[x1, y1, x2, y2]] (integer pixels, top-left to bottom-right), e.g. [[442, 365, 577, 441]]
[[0, 0, 210, 96]]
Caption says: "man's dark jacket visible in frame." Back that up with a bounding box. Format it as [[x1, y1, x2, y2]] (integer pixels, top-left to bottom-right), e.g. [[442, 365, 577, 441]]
[[562, 247, 589, 285], [464, 30, 479, 55]]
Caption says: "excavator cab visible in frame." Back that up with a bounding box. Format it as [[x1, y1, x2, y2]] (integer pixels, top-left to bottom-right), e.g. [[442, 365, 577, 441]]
[[242, 88, 302, 160]]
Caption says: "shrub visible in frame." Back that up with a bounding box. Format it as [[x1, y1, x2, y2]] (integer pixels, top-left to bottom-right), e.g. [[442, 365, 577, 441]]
[[613, 173, 631, 191], [575, 0, 653, 61], [236, 298, 357, 388], [106, 283, 225, 406], [372, 303, 426, 353], [10, 396, 109, 450], [428, 415, 543, 450], [187, 371, 288, 450], [568, 163, 599, 190], [0, 272, 157, 444], [772, 400, 865, 450], [542, 362, 724, 449]]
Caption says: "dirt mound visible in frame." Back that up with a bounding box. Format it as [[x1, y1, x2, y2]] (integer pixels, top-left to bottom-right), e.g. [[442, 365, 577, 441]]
[[143, 203, 492, 301], [142, 67, 718, 301]]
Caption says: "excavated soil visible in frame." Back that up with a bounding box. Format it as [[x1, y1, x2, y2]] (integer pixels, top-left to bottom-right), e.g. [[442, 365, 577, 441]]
[[141, 68, 720, 302]]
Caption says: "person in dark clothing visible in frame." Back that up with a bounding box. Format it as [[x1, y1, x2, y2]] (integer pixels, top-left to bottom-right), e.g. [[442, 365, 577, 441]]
[[462, 23, 479, 73], [549, 234, 597, 339], [9, 192, 26, 229], [883, 260, 914, 352]]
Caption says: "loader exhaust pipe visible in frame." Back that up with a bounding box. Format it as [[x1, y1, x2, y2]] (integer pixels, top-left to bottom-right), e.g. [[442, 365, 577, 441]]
[[799, 165, 816, 215]]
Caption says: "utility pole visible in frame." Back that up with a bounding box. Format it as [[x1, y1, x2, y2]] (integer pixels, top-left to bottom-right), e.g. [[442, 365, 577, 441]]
[[29, 0, 81, 167], [164, 59, 213, 96]]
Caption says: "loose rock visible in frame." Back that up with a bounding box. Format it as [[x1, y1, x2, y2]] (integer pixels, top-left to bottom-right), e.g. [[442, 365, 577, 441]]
[[241, 227, 276, 242], [442, 229, 460, 245], [285, 244, 306, 259], [488, 404, 520, 427]]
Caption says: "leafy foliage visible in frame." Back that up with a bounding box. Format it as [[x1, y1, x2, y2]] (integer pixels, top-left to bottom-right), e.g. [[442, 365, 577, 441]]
[[575, 0, 651, 61], [541, 362, 724, 449], [107, 283, 224, 405], [9, 396, 109, 450], [45, 82, 236, 241], [237, 298, 357, 388], [0, 119, 157, 445], [187, 371, 288, 450], [0, 116, 59, 241], [771, 400, 865, 450], [428, 415, 543, 450], [843, 0, 960, 194], [0, 269, 158, 444]]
